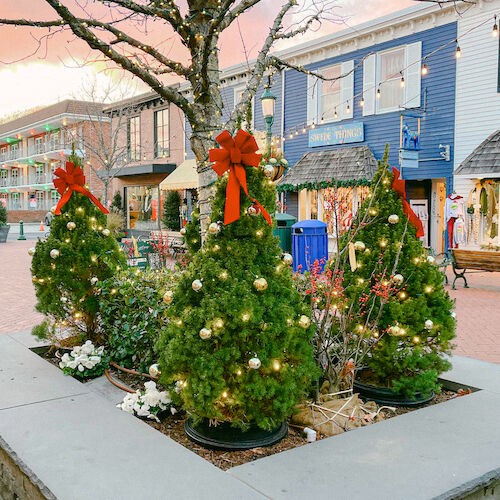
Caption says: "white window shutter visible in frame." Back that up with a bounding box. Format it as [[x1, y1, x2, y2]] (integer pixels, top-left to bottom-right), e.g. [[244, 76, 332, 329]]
[[404, 41, 422, 108], [340, 60, 354, 120], [362, 54, 376, 116], [306, 73, 319, 125]]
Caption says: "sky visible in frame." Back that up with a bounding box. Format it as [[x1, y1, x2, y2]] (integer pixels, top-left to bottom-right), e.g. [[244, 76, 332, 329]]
[[0, 0, 414, 121]]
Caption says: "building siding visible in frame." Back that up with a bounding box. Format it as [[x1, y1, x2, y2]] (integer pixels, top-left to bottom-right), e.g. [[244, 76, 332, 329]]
[[283, 22, 458, 186]]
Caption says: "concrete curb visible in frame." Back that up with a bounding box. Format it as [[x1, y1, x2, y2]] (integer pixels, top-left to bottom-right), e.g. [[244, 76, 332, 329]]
[[1, 331, 500, 500]]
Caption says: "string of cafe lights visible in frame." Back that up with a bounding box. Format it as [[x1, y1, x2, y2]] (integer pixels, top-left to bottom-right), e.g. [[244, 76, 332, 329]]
[[276, 12, 498, 145]]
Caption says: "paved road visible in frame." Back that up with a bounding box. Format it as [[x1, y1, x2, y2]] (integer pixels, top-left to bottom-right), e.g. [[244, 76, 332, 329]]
[[0, 238, 499, 363]]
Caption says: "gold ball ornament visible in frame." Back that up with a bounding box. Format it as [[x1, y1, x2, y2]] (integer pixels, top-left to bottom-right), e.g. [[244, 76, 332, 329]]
[[208, 222, 220, 234], [249, 357, 261, 369], [50, 249, 60, 259], [253, 277, 268, 291], [28, 247, 36, 256], [214, 318, 224, 329], [199, 328, 212, 340], [163, 291, 173, 304], [298, 315, 311, 329], [50, 206, 57, 215], [393, 274, 404, 285], [354, 241, 366, 251], [388, 325, 405, 336], [66, 221, 76, 231], [192, 279, 203, 291], [180, 227, 187, 235], [282, 253, 293, 266], [102, 228, 111, 237], [148, 364, 161, 378], [388, 214, 400, 224], [424, 319, 434, 330]]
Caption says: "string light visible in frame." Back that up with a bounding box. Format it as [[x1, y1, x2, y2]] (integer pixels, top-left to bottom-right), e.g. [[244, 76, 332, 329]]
[[272, 359, 281, 371], [455, 43, 462, 58], [346, 103, 350, 113], [421, 63, 428, 76], [360, 97, 364, 107], [311, 122, 316, 129], [400, 74, 405, 88], [333, 109, 338, 119], [493, 15, 498, 37], [376, 87, 381, 99]]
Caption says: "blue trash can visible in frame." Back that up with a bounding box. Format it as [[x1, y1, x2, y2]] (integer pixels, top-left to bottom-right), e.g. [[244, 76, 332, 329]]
[[292, 220, 328, 273]]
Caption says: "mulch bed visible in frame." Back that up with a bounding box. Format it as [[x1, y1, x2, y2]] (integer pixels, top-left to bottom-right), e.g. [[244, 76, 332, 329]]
[[35, 347, 469, 471]]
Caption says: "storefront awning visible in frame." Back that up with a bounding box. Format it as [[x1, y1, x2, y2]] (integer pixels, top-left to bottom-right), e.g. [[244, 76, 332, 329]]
[[455, 130, 500, 179], [277, 146, 377, 192], [159, 159, 199, 190], [108, 163, 176, 178]]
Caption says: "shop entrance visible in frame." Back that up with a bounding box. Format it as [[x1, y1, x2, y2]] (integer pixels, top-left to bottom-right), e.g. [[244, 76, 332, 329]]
[[125, 185, 161, 231]]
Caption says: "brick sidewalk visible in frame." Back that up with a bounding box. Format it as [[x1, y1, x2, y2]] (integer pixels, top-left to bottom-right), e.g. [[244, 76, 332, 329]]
[[1, 240, 499, 364]]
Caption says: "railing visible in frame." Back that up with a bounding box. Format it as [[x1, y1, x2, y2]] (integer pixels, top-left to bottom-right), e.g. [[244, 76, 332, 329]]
[[0, 139, 84, 163], [2, 198, 54, 211], [0, 173, 55, 187], [0, 148, 25, 163]]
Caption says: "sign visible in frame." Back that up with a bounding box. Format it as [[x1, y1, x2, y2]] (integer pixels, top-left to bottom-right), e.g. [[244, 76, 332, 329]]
[[308, 122, 364, 148], [399, 149, 419, 169]]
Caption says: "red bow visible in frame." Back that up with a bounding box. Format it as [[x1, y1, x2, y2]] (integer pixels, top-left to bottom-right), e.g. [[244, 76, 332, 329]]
[[53, 161, 109, 215], [209, 130, 271, 226], [391, 167, 424, 238]]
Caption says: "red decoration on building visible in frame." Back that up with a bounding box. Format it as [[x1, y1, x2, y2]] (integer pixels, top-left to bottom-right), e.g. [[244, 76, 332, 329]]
[[209, 130, 271, 226], [53, 161, 108, 215]]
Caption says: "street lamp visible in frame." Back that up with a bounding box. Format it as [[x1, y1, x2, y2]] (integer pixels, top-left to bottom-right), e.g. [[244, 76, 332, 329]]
[[260, 76, 276, 155]]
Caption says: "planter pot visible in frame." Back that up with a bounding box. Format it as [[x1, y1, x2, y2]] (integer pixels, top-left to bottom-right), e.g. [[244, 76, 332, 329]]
[[185, 418, 288, 451], [353, 378, 434, 407], [0, 225, 10, 243]]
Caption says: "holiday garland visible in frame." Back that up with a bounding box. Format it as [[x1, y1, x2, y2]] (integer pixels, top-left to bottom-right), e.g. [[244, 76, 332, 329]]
[[276, 178, 370, 193]]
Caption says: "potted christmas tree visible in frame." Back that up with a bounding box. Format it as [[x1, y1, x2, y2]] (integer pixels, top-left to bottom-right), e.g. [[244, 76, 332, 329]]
[[341, 147, 455, 405], [156, 130, 317, 449], [0, 203, 9, 243], [30, 154, 126, 343]]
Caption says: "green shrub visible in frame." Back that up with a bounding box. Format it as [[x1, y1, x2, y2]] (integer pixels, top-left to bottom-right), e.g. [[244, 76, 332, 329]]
[[0, 204, 7, 227], [111, 191, 123, 213], [162, 191, 181, 231], [99, 267, 178, 372]]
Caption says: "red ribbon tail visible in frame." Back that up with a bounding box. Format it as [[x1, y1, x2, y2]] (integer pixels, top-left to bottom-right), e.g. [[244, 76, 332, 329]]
[[249, 196, 272, 226], [72, 185, 109, 214], [54, 190, 72, 215], [223, 170, 240, 225]]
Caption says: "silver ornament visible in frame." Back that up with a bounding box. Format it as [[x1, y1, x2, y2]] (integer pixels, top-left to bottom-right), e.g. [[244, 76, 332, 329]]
[[263, 164, 275, 178], [148, 364, 161, 377], [60, 296, 68, 303], [66, 221, 76, 231], [298, 315, 311, 329], [426, 255, 436, 264], [28, 247, 36, 256], [208, 222, 220, 234], [90, 277, 98, 285], [393, 274, 404, 285], [50, 249, 60, 259], [424, 319, 434, 330], [102, 228, 111, 237], [180, 227, 187, 235], [249, 357, 261, 369], [282, 253, 293, 266], [199, 328, 212, 340], [192, 279, 203, 291], [354, 241, 366, 251], [451, 312, 456, 319]]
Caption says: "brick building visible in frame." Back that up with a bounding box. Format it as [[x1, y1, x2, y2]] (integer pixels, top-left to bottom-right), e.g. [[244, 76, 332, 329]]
[[0, 100, 105, 222]]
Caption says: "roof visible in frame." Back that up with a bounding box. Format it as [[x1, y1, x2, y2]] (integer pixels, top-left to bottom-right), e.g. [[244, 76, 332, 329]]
[[277, 146, 377, 190], [159, 159, 198, 190], [455, 130, 500, 177], [0, 100, 104, 136]]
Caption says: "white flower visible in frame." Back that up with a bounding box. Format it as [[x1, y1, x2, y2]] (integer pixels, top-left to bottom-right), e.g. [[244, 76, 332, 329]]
[[61, 353, 70, 362], [144, 381, 157, 391], [84, 361, 94, 370], [90, 356, 101, 364], [67, 361, 77, 369], [170, 407, 177, 415], [282, 159, 288, 165], [269, 158, 277, 164], [59, 362, 65, 369], [72, 346, 81, 355], [78, 364, 85, 372]]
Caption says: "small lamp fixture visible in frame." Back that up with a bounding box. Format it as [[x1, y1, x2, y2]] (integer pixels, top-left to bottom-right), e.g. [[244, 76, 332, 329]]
[[493, 15, 498, 38], [455, 43, 462, 59], [260, 78, 276, 120], [421, 63, 428, 76]]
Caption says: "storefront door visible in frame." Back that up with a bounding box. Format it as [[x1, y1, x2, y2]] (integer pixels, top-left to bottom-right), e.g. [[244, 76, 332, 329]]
[[125, 185, 161, 231]]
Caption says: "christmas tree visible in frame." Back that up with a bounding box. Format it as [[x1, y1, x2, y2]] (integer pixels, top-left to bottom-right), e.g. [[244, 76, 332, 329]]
[[162, 190, 181, 231], [340, 148, 455, 398], [156, 130, 317, 431], [30, 154, 126, 343]]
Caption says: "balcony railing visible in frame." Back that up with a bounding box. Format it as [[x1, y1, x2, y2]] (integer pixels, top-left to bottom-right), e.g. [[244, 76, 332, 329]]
[[0, 139, 84, 164], [0, 148, 25, 163], [2, 198, 55, 211], [0, 173, 55, 188]]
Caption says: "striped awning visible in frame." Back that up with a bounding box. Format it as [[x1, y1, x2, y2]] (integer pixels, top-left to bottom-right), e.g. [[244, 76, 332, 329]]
[[159, 159, 198, 190]]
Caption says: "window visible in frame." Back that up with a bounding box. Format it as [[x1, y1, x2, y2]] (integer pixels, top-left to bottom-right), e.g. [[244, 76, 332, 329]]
[[50, 189, 60, 205], [377, 47, 405, 112], [0, 170, 7, 187], [127, 116, 141, 161], [35, 164, 44, 183], [35, 137, 44, 155], [154, 108, 170, 158], [319, 65, 342, 122], [234, 85, 254, 131]]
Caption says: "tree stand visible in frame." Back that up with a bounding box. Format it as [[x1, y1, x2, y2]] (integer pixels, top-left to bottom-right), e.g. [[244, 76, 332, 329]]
[[185, 419, 288, 451]]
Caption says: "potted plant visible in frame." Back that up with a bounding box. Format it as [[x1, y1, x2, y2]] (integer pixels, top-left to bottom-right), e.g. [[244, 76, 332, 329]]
[[0, 204, 9, 243]]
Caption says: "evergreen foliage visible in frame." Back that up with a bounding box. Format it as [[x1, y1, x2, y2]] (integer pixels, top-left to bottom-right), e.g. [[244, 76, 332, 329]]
[[0, 203, 7, 226], [30, 155, 126, 343], [156, 162, 318, 430], [162, 190, 181, 231], [111, 191, 123, 213], [182, 204, 201, 254], [340, 147, 455, 398]]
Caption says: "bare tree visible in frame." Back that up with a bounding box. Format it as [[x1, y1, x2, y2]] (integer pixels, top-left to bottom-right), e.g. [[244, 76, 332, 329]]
[[74, 76, 139, 205], [0, 0, 341, 235]]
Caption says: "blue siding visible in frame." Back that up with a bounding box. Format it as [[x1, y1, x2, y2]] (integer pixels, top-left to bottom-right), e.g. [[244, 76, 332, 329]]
[[184, 74, 284, 159], [283, 22, 457, 186]]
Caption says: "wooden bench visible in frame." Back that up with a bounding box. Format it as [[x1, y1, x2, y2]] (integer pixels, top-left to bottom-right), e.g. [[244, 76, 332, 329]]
[[450, 249, 500, 289]]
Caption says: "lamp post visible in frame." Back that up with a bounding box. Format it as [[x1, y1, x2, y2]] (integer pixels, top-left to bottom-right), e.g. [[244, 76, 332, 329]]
[[260, 76, 276, 156]]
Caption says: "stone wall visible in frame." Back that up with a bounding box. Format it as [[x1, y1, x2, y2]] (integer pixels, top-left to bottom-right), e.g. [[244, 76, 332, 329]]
[[0, 440, 55, 500]]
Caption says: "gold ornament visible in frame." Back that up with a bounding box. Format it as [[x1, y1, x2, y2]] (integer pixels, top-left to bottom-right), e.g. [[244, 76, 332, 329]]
[[248, 357, 261, 369], [272, 359, 281, 371], [298, 315, 311, 329], [90, 277, 98, 285], [388, 214, 399, 224], [424, 319, 434, 330], [253, 277, 268, 291], [214, 318, 224, 329], [241, 312, 251, 322], [163, 291, 173, 304], [388, 324, 405, 336], [393, 274, 404, 285], [50, 249, 60, 259], [28, 247, 36, 256], [199, 328, 212, 340], [102, 228, 111, 237], [255, 229, 264, 238], [149, 364, 161, 377], [180, 227, 187, 235], [219, 270, 228, 280], [192, 279, 203, 291], [354, 241, 366, 251], [282, 253, 293, 266], [208, 222, 220, 234], [50, 206, 57, 215], [67, 221, 76, 231]]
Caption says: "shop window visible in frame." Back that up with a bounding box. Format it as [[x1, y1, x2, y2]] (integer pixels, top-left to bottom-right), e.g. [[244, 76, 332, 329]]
[[127, 116, 141, 161], [377, 47, 405, 112], [467, 181, 500, 249], [154, 108, 170, 158], [125, 185, 161, 230]]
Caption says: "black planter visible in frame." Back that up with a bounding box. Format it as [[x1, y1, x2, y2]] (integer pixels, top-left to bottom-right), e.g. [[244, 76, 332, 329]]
[[185, 418, 288, 451], [0, 225, 9, 243], [354, 379, 434, 407]]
